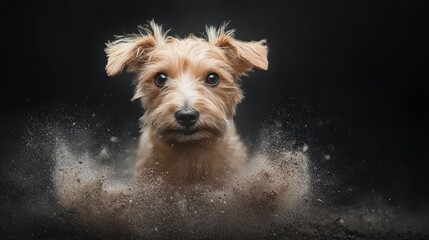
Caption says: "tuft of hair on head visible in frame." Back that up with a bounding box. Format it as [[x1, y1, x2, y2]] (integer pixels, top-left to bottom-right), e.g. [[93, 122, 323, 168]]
[[138, 20, 170, 45], [205, 22, 269, 75], [104, 20, 169, 76], [205, 22, 236, 45]]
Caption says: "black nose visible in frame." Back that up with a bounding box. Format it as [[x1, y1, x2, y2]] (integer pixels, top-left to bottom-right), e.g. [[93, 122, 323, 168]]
[[175, 108, 199, 127]]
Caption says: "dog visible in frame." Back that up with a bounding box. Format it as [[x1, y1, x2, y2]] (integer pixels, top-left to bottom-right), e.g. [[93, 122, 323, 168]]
[[105, 21, 268, 185]]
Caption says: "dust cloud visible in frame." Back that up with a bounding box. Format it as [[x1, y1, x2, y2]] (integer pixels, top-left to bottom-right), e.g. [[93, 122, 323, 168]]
[[2, 112, 428, 239], [52, 121, 311, 238]]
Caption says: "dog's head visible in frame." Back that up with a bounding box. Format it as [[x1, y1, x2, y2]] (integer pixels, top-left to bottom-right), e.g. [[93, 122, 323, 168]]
[[105, 21, 268, 143]]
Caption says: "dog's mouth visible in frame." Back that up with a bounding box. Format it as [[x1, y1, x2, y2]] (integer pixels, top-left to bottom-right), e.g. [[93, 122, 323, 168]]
[[164, 126, 202, 136], [162, 126, 219, 140], [159, 125, 223, 142], [180, 128, 199, 135]]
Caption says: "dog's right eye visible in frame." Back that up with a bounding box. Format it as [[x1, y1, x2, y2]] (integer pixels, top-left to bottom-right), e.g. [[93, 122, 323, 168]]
[[155, 73, 168, 87]]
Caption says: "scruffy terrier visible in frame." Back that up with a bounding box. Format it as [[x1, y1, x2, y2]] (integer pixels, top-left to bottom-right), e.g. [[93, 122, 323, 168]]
[[105, 21, 268, 185]]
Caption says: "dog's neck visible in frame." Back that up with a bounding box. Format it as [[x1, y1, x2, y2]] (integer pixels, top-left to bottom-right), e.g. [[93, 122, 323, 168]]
[[136, 125, 246, 184]]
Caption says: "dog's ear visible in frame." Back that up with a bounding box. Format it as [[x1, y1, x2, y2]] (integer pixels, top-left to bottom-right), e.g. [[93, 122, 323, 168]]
[[105, 35, 155, 76], [206, 24, 268, 75], [105, 21, 168, 76]]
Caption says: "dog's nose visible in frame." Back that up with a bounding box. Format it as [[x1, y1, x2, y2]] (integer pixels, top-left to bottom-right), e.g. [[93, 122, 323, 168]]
[[175, 108, 199, 127]]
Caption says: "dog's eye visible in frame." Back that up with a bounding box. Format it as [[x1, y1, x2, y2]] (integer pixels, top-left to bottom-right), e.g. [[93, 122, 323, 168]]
[[205, 73, 219, 86], [155, 73, 168, 87]]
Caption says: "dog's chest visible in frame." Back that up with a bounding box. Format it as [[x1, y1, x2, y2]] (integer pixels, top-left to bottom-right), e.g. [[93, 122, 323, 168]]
[[136, 130, 247, 183]]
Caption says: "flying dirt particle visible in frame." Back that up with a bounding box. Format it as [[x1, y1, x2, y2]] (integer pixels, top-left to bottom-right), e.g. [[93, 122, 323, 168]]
[[98, 147, 109, 158], [335, 218, 345, 226], [303, 144, 309, 152], [110, 136, 119, 143], [324, 154, 331, 160]]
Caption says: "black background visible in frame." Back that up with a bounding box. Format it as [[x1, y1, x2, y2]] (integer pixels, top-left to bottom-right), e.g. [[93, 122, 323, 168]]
[[1, 0, 428, 213]]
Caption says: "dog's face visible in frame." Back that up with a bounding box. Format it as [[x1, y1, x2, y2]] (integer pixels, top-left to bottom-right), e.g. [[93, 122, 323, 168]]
[[105, 21, 268, 143]]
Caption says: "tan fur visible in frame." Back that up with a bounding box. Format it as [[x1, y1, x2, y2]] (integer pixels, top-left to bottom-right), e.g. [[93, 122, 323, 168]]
[[105, 21, 268, 185]]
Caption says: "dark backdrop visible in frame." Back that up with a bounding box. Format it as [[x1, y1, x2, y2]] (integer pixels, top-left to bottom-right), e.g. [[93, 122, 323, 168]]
[[1, 0, 428, 211]]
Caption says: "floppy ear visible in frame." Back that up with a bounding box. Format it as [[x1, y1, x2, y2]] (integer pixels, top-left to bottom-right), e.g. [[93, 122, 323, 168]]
[[206, 25, 268, 75], [105, 21, 167, 76]]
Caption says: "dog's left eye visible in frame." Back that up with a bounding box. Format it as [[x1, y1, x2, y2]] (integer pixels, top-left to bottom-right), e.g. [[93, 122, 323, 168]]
[[155, 73, 168, 87], [205, 73, 219, 86]]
